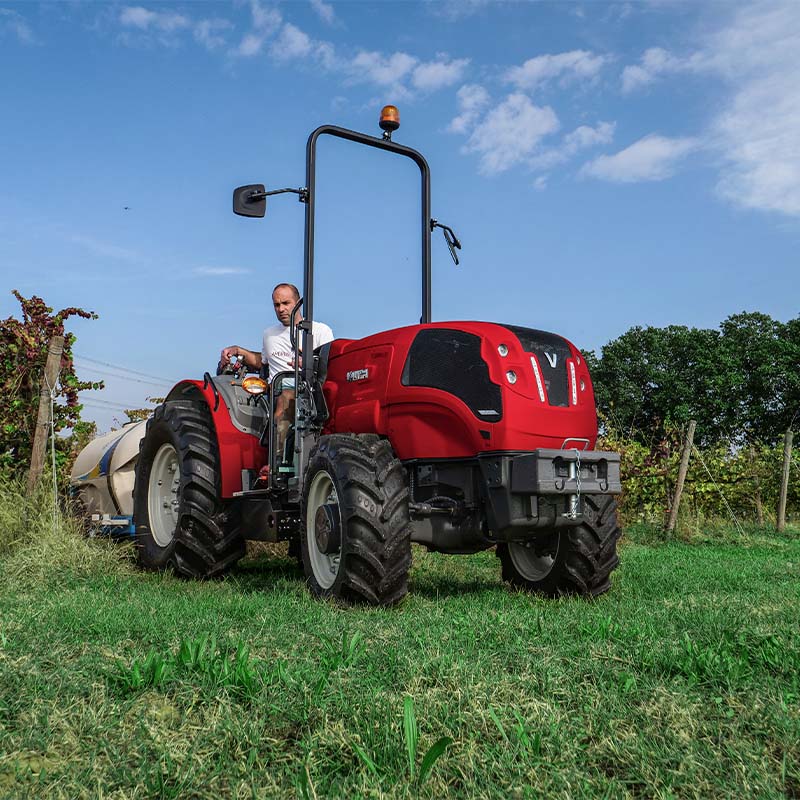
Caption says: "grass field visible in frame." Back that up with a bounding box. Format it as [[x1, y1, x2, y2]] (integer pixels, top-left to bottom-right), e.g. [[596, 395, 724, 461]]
[[1, 485, 799, 798]]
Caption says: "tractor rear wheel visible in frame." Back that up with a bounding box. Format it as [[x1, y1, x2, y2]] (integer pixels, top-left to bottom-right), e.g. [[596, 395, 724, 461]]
[[497, 495, 621, 597], [301, 434, 411, 606], [133, 401, 245, 578]]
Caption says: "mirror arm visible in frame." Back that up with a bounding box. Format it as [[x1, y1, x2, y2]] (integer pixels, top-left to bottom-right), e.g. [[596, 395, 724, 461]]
[[250, 187, 308, 203], [430, 218, 462, 266]]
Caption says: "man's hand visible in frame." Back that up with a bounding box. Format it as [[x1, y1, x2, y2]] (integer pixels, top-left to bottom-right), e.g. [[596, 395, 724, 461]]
[[220, 345, 240, 364], [219, 345, 259, 372]]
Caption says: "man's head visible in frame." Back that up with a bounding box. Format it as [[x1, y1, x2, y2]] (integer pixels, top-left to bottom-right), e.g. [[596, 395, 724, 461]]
[[272, 283, 300, 327]]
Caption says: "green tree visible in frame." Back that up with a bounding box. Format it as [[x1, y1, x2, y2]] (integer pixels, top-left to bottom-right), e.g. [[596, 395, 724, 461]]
[[590, 312, 800, 448], [0, 290, 102, 476], [719, 312, 800, 443], [590, 324, 729, 447]]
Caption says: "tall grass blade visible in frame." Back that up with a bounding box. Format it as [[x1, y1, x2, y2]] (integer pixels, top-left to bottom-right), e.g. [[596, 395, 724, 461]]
[[352, 742, 378, 777], [487, 706, 509, 742], [403, 695, 418, 779], [344, 630, 364, 665], [418, 736, 453, 785]]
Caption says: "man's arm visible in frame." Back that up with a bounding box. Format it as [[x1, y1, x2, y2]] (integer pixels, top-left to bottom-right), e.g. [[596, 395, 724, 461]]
[[219, 345, 261, 371]]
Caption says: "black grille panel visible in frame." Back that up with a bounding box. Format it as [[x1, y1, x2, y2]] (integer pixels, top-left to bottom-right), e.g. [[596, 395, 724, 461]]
[[503, 324, 571, 407], [402, 329, 502, 422]]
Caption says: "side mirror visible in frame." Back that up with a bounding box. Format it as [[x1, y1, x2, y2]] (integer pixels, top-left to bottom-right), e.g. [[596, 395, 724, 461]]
[[233, 184, 266, 218]]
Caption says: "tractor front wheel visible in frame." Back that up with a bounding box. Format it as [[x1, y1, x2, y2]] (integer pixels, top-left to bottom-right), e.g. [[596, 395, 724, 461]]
[[133, 401, 245, 578], [497, 494, 621, 597], [301, 434, 411, 606]]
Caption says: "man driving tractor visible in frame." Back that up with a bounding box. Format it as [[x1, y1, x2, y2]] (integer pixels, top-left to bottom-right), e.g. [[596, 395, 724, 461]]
[[220, 282, 334, 454]]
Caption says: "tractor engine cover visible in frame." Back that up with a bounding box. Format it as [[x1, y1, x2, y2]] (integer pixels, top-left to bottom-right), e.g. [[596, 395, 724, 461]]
[[321, 321, 599, 460]]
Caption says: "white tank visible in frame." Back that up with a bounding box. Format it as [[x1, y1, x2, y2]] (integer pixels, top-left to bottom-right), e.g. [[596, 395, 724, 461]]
[[70, 420, 148, 517]]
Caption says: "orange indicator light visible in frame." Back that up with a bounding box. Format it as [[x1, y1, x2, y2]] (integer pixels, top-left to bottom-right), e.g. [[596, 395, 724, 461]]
[[379, 105, 400, 133]]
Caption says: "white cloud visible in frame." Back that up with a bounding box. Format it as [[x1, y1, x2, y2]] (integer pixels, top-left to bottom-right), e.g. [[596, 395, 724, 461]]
[[234, 0, 282, 57], [564, 122, 616, 150], [193, 267, 252, 277], [448, 83, 491, 134], [119, 5, 233, 50], [429, 0, 492, 21], [451, 88, 611, 176], [529, 121, 616, 171], [272, 22, 312, 60], [345, 50, 469, 96], [0, 8, 35, 43], [705, 1, 800, 217], [315, 41, 337, 70], [411, 57, 470, 92], [310, 0, 336, 25], [249, 0, 281, 33], [616, 3, 800, 216], [193, 19, 233, 51], [620, 47, 700, 93], [347, 50, 418, 95], [506, 50, 608, 91], [464, 93, 560, 175], [236, 34, 264, 57], [119, 6, 190, 32], [580, 134, 698, 182]]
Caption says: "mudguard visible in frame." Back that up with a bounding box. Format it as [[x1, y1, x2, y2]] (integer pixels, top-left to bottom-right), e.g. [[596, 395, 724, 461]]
[[165, 378, 269, 497]]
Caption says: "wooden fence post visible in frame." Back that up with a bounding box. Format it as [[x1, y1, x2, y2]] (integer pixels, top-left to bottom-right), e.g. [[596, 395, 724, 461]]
[[26, 335, 64, 493], [666, 420, 696, 535], [777, 430, 793, 533]]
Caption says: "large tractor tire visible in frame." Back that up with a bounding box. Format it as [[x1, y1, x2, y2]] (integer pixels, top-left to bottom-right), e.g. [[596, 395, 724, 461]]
[[497, 494, 621, 597], [133, 401, 245, 578], [301, 434, 411, 606]]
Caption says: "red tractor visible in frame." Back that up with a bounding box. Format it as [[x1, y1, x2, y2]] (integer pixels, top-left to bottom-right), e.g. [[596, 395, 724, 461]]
[[133, 106, 622, 606]]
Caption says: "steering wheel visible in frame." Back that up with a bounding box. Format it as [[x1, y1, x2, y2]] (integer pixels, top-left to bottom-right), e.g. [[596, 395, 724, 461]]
[[216, 355, 247, 378]]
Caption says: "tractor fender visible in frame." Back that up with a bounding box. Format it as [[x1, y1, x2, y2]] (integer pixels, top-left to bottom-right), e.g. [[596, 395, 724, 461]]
[[165, 378, 268, 497]]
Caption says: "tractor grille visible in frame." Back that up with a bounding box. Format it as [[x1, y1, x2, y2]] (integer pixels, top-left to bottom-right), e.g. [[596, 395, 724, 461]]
[[503, 324, 571, 407], [402, 329, 502, 422]]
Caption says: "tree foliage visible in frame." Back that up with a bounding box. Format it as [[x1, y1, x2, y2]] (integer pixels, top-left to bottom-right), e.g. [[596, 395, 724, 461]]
[[0, 290, 102, 476], [598, 417, 797, 526], [589, 312, 800, 447]]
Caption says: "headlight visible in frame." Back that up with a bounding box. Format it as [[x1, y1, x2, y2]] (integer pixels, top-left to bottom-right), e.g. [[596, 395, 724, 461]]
[[242, 376, 268, 395]]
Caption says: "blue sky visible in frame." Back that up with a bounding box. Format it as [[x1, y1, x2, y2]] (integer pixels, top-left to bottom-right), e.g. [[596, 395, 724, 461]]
[[1, 0, 798, 432]]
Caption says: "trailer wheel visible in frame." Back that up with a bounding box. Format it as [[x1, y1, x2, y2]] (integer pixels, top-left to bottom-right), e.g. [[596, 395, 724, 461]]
[[301, 434, 411, 606], [497, 495, 621, 597], [133, 401, 245, 578]]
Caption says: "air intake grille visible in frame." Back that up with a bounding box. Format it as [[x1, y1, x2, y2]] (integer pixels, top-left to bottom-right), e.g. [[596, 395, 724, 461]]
[[402, 329, 502, 422], [503, 324, 571, 407]]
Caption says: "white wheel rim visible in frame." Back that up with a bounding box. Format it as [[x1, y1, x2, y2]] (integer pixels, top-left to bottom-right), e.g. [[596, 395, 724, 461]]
[[306, 470, 341, 590], [508, 536, 559, 583], [148, 442, 180, 548]]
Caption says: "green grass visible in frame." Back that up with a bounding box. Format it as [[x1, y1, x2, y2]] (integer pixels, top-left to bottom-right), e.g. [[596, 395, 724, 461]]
[[1, 486, 799, 798]]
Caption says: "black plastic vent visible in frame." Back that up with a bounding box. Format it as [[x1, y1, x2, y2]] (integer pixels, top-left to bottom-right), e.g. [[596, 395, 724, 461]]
[[402, 329, 502, 422], [503, 324, 571, 407]]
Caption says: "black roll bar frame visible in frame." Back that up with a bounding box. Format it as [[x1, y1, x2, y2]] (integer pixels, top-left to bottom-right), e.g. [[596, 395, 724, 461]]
[[301, 125, 432, 386]]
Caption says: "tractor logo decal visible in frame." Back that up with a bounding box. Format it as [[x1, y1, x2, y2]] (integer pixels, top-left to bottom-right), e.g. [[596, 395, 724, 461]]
[[544, 351, 558, 368], [347, 368, 369, 382]]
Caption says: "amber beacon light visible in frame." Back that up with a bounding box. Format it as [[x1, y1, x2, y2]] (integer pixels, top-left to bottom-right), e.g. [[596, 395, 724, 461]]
[[379, 105, 400, 139]]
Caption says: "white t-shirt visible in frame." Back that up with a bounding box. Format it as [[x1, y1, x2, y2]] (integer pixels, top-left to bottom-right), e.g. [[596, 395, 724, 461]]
[[261, 320, 334, 379]]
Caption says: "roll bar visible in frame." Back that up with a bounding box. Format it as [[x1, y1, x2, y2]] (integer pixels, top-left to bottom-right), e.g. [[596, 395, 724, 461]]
[[302, 125, 432, 327], [301, 124, 432, 385]]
